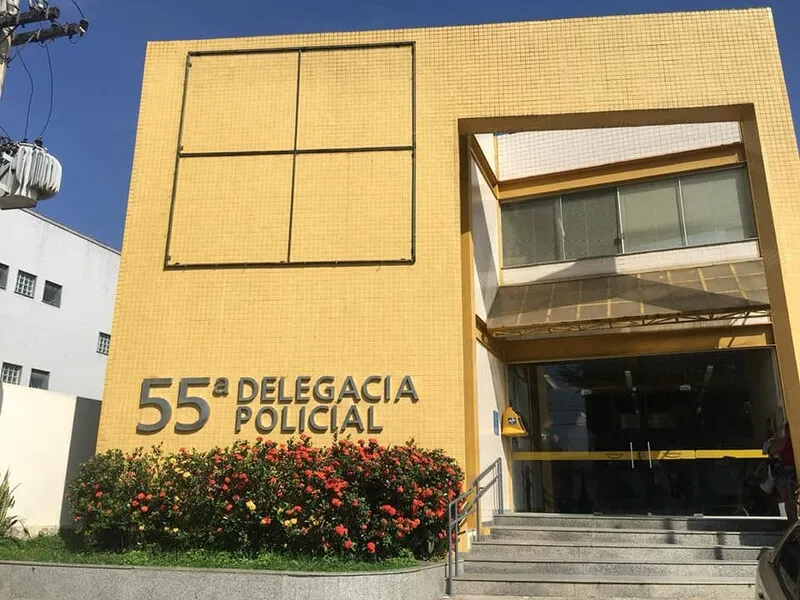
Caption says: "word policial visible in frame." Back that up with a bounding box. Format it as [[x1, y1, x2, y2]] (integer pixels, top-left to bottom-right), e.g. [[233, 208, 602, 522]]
[[234, 375, 418, 435]]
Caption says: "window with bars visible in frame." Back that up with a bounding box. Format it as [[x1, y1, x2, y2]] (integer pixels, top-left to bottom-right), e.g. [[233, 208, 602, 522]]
[[0, 263, 8, 289], [1, 362, 22, 385], [97, 332, 111, 355], [43, 281, 63, 307], [14, 270, 36, 298], [29, 369, 50, 390], [501, 166, 756, 268]]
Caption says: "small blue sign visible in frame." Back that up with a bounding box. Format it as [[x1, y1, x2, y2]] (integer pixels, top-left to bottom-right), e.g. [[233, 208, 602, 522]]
[[493, 410, 500, 436]]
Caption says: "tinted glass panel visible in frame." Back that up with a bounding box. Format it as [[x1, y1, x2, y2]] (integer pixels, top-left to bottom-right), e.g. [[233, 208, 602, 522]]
[[619, 178, 683, 253], [502, 197, 559, 267], [681, 168, 756, 246], [561, 189, 619, 260]]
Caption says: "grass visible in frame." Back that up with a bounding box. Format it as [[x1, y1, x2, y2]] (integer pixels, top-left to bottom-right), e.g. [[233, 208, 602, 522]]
[[0, 534, 419, 572]]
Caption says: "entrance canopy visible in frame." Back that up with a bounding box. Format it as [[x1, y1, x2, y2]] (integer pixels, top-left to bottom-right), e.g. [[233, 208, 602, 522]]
[[487, 260, 770, 338]]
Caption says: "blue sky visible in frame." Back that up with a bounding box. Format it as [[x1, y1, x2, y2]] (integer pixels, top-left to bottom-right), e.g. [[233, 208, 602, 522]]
[[1, 0, 798, 250]]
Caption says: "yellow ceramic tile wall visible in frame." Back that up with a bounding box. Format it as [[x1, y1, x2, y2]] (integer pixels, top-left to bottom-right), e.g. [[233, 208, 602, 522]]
[[99, 9, 800, 476]]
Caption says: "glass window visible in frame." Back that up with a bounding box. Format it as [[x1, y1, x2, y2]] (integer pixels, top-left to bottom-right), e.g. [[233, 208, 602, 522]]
[[561, 188, 619, 260], [43, 281, 62, 307], [501, 197, 559, 267], [0, 263, 7, 289], [500, 166, 758, 269], [97, 332, 111, 355], [681, 168, 756, 246], [29, 369, 50, 390], [1, 362, 22, 385], [619, 178, 683, 253], [14, 270, 36, 298]]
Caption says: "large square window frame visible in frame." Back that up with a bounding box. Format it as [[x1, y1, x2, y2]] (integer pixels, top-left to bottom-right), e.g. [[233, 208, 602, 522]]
[[164, 42, 416, 270]]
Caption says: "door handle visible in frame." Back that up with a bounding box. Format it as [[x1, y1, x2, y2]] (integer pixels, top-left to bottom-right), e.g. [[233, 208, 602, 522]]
[[647, 441, 653, 469], [630, 442, 635, 469]]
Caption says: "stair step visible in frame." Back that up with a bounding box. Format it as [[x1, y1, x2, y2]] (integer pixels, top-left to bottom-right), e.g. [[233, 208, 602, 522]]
[[489, 525, 781, 546], [468, 539, 768, 561], [494, 512, 787, 532], [462, 556, 756, 577], [449, 597, 719, 600], [450, 572, 754, 599]]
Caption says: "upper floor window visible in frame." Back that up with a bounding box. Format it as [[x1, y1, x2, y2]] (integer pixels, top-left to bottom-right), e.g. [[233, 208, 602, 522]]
[[501, 166, 756, 268], [97, 332, 111, 355], [14, 270, 37, 298], [43, 281, 63, 307], [1, 362, 22, 385], [0, 263, 8, 289], [29, 368, 50, 390]]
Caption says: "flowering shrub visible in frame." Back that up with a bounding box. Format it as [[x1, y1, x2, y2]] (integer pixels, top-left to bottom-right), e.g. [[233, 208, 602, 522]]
[[68, 437, 463, 560]]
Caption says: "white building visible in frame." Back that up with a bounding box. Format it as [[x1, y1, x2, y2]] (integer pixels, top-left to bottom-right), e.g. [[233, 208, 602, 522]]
[[0, 209, 119, 399]]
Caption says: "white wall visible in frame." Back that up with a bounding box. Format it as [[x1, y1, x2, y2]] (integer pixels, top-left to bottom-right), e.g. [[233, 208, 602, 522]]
[[474, 134, 496, 176], [0, 383, 101, 535], [475, 341, 510, 523], [471, 159, 501, 321], [496, 122, 742, 180], [0, 209, 119, 399]]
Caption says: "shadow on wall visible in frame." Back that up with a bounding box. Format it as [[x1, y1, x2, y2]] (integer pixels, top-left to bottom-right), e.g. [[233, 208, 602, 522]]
[[58, 397, 101, 529]]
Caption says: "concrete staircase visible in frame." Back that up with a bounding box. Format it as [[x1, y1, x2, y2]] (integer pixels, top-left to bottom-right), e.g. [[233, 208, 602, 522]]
[[448, 513, 786, 599]]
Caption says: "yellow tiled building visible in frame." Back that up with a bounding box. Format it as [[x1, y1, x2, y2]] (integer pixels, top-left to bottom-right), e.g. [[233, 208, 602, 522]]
[[100, 8, 800, 515]]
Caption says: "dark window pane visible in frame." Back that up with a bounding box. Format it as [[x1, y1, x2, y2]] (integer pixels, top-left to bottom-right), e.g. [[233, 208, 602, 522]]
[[561, 189, 619, 260], [43, 281, 62, 307], [502, 197, 559, 267], [681, 168, 756, 246], [619, 178, 683, 253], [29, 369, 50, 390], [0, 263, 7, 289]]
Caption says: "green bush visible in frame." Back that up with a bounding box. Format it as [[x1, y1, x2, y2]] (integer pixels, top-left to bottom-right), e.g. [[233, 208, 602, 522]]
[[68, 436, 463, 561]]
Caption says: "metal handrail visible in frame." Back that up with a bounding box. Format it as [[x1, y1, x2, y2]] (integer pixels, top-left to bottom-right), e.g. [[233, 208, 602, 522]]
[[445, 458, 504, 595]]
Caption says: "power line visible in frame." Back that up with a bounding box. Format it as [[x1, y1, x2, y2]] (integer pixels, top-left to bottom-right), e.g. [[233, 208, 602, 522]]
[[12, 41, 35, 140], [37, 41, 53, 139], [70, 0, 85, 20]]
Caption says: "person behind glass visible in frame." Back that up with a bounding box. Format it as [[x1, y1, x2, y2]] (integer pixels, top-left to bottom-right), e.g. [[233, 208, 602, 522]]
[[768, 423, 797, 522]]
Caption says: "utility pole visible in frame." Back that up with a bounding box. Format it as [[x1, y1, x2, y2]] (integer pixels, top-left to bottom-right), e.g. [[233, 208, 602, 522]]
[[0, 0, 88, 210], [0, 0, 18, 98], [0, 0, 88, 98]]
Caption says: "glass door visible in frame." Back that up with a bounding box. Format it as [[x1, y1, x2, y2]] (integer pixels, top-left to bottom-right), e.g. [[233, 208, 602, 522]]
[[511, 348, 783, 516]]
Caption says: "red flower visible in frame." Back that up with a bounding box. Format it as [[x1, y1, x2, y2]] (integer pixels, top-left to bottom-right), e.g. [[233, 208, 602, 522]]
[[216, 527, 223, 533], [145, 494, 152, 501], [137, 493, 145, 500], [95, 491, 103, 498], [172, 504, 179, 511], [334, 524, 348, 536], [380, 505, 397, 516], [331, 498, 342, 508], [344, 540, 353, 550], [360, 524, 367, 530], [232, 494, 240, 502], [141, 505, 149, 513], [396, 486, 404, 493], [159, 491, 166, 498], [224, 503, 233, 512], [351, 499, 359, 507], [131, 500, 139, 507], [366, 542, 376, 554]]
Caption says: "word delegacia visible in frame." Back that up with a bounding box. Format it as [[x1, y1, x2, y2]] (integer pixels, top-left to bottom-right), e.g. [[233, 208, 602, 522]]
[[234, 375, 418, 435]]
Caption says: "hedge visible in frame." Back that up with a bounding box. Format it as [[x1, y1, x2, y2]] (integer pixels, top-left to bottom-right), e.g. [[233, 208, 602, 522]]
[[67, 436, 463, 561]]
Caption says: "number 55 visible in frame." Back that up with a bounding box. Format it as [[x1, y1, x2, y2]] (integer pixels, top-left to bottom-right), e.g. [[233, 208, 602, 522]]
[[136, 378, 211, 434]]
